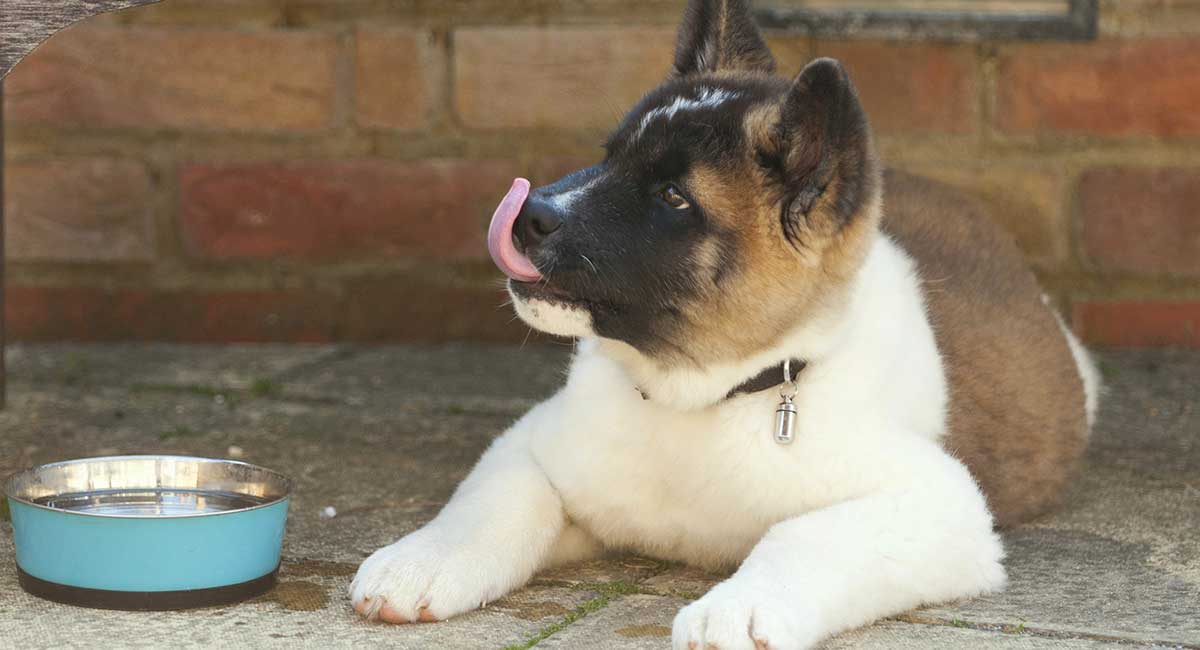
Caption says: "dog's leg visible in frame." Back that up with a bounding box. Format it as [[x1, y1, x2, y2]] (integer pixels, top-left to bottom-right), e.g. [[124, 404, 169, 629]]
[[672, 437, 1006, 650], [545, 523, 606, 568], [350, 403, 576, 623]]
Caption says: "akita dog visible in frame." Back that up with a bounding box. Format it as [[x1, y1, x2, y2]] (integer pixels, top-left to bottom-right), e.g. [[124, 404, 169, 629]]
[[351, 1, 1100, 647]]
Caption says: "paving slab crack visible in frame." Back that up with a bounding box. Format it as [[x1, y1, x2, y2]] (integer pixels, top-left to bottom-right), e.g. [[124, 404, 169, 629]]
[[499, 582, 647, 650], [267, 344, 362, 384], [505, 559, 678, 649], [894, 613, 1200, 648], [129, 381, 343, 407]]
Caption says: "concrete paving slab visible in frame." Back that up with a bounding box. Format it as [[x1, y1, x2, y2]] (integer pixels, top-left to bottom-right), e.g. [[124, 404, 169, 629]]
[[535, 594, 685, 649], [0, 344, 1196, 648], [920, 348, 1200, 647], [535, 556, 671, 589], [640, 565, 726, 600], [0, 528, 589, 650], [1086, 348, 1200, 479], [823, 621, 1168, 649], [920, 524, 1200, 646], [283, 342, 573, 408], [4, 343, 344, 393]]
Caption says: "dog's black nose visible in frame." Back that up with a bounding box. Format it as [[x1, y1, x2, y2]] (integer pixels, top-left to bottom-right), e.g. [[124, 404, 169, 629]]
[[513, 197, 563, 252]]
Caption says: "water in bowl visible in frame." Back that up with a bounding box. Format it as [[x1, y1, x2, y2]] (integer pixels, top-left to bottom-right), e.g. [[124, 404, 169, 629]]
[[32, 488, 272, 516]]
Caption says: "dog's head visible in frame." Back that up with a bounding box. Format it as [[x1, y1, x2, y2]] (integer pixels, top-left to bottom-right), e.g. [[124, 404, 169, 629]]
[[490, 0, 881, 367]]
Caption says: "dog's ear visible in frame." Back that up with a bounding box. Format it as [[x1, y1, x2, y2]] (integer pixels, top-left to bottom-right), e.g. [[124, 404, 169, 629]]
[[768, 58, 879, 247], [672, 0, 776, 77]]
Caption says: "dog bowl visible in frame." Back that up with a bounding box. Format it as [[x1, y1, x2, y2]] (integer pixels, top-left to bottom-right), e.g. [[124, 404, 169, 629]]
[[4, 455, 291, 610]]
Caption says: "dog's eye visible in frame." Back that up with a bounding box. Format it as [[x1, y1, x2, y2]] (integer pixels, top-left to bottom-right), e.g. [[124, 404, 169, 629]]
[[659, 184, 691, 210]]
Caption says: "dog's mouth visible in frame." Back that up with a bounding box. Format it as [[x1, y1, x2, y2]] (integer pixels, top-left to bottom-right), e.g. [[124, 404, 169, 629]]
[[509, 279, 589, 307], [487, 178, 542, 283], [488, 177, 616, 314]]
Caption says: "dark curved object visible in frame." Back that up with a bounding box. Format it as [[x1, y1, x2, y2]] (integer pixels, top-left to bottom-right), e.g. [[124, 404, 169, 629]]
[[1, 0, 164, 80], [756, 0, 1097, 42], [1, 79, 5, 409], [17, 564, 279, 611]]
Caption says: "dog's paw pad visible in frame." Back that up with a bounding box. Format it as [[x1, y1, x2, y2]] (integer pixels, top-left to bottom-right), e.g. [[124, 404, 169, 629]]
[[349, 532, 493, 625], [672, 583, 818, 650]]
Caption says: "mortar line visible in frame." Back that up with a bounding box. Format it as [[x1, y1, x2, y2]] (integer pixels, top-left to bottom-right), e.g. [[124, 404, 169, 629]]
[[895, 613, 1200, 648], [266, 343, 363, 384], [111, 344, 360, 406], [503, 560, 678, 649], [499, 591, 625, 650]]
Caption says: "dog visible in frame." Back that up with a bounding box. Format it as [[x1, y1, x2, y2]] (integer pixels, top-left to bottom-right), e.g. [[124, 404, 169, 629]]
[[350, 1, 1100, 647]]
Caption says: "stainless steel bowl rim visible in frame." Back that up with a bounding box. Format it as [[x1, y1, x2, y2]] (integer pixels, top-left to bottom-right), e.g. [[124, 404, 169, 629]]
[[2, 455, 293, 520]]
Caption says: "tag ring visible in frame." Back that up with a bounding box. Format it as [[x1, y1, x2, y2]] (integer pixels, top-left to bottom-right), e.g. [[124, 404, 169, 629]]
[[779, 358, 799, 400]]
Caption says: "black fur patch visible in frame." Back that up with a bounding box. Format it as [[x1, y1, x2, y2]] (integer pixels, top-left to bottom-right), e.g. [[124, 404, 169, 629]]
[[673, 0, 776, 77], [777, 58, 879, 246]]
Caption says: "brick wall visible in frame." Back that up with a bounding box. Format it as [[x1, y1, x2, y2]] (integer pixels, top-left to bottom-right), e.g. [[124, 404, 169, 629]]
[[3, 0, 1199, 346]]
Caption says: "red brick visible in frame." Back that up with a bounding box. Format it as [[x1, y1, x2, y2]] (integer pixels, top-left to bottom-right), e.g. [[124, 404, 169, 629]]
[[342, 278, 527, 343], [1079, 167, 1200, 275], [1073, 301, 1200, 348], [355, 28, 431, 130], [5, 287, 340, 343], [454, 27, 675, 129], [178, 160, 519, 261], [4, 25, 337, 131], [5, 159, 155, 262], [4, 283, 529, 343], [997, 39, 1200, 137], [813, 41, 978, 134]]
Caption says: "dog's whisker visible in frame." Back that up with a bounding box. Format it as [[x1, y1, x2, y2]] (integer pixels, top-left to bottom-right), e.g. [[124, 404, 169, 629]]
[[538, 260, 560, 289], [580, 254, 599, 274]]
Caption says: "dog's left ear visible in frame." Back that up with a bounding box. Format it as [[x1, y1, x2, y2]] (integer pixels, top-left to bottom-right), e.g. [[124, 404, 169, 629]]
[[770, 58, 880, 246], [672, 0, 776, 77]]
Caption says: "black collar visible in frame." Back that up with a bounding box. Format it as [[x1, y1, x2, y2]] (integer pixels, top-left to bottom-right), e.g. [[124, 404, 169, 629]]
[[637, 358, 807, 402]]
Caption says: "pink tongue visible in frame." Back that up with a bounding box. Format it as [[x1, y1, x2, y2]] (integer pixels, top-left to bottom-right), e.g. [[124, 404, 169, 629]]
[[487, 178, 542, 282]]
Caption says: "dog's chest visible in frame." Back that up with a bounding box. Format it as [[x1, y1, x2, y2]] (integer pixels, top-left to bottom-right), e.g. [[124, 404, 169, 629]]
[[530, 381, 834, 568]]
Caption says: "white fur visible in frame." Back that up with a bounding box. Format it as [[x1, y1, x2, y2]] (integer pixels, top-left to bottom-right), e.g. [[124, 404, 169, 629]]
[[635, 87, 740, 141], [510, 292, 594, 338], [351, 234, 1009, 647], [1051, 309, 1102, 428], [546, 173, 603, 213]]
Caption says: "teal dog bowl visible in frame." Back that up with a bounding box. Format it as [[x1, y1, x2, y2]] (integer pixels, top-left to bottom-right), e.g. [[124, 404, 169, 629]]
[[4, 455, 291, 610]]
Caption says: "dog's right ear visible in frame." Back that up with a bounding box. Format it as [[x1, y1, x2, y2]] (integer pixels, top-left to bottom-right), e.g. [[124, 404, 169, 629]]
[[770, 58, 880, 248], [672, 0, 776, 77]]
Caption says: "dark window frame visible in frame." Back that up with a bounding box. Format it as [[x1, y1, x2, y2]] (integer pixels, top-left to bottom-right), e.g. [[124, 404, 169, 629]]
[[755, 0, 1098, 41]]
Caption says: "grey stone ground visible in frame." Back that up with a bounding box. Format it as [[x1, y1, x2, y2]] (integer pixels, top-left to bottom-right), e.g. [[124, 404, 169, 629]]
[[0, 343, 1196, 649]]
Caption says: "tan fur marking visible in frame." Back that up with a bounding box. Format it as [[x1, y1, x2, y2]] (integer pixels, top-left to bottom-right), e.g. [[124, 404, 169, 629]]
[[883, 170, 1088, 527], [743, 102, 782, 153], [666, 162, 876, 366], [689, 237, 725, 277]]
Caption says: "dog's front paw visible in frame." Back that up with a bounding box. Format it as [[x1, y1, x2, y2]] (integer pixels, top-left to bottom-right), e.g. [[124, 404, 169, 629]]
[[672, 578, 819, 650], [349, 528, 498, 624]]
